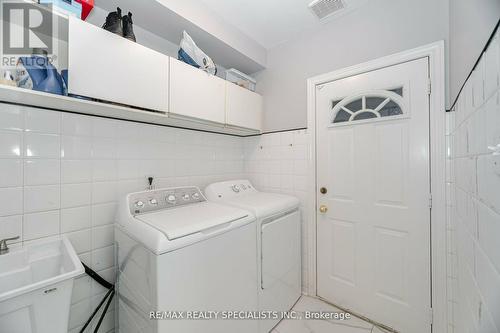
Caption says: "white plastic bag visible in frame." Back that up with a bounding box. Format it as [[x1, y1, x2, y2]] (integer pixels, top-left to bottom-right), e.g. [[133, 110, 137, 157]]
[[178, 31, 217, 75]]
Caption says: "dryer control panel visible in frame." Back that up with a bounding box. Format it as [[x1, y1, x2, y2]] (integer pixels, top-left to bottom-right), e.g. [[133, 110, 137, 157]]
[[128, 186, 206, 216], [205, 179, 257, 200]]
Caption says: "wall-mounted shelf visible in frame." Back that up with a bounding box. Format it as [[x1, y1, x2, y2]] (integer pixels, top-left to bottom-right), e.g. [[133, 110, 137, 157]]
[[0, 85, 260, 136]]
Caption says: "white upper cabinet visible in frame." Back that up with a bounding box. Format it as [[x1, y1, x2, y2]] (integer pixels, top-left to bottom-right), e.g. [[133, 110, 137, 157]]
[[169, 58, 226, 124], [225, 82, 262, 131], [32, 17, 265, 135], [68, 17, 169, 112]]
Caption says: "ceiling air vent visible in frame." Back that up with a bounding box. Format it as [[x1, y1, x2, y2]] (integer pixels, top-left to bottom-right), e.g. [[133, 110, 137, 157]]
[[308, 0, 345, 20]]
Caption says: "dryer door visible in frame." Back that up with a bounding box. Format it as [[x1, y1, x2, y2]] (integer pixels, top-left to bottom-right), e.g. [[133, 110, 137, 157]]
[[261, 210, 301, 309]]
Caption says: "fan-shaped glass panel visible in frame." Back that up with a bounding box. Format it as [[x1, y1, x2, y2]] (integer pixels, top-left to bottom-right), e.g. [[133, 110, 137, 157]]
[[390, 87, 403, 96], [331, 88, 404, 124], [353, 112, 378, 121], [378, 99, 402, 117], [344, 99, 362, 111], [333, 109, 351, 123]]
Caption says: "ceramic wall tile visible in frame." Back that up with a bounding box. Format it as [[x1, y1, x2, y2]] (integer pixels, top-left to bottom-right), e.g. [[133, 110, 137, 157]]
[[0, 130, 22, 158], [448, 33, 500, 333], [0, 159, 22, 187]]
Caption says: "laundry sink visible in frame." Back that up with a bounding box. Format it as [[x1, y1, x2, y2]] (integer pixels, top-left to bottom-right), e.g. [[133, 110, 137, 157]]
[[0, 236, 84, 333]]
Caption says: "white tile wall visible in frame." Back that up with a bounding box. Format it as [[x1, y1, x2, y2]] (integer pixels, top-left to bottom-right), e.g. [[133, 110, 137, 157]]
[[0, 104, 246, 333], [244, 129, 314, 293], [447, 30, 500, 333]]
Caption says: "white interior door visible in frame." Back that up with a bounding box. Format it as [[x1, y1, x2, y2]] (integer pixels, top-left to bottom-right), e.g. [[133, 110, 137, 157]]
[[316, 58, 431, 333]]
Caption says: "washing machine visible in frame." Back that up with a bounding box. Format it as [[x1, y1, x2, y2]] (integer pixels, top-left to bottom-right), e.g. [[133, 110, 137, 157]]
[[115, 186, 258, 333], [205, 180, 302, 333]]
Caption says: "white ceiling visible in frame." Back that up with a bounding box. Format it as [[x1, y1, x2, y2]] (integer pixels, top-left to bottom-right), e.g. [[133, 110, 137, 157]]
[[198, 0, 368, 49]]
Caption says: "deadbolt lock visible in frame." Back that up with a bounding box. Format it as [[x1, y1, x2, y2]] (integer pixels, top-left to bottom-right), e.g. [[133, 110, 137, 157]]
[[320, 187, 327, 194], [319, 205, 328, 213]]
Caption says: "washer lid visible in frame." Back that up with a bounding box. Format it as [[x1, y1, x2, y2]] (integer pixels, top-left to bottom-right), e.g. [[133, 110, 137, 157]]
[[135, 201, 252, 240], [222, 192, 300, 218]]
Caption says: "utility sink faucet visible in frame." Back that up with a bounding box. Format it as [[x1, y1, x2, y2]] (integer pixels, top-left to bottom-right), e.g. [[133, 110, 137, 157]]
[[0, 236, 20, 255]]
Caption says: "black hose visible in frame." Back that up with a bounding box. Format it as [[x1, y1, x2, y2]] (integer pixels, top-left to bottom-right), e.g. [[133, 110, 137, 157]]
[[94, 290, 115, 333], [78, 262, 115, 333], [82, 262, 113, 290], [78, 288, 113, 333]]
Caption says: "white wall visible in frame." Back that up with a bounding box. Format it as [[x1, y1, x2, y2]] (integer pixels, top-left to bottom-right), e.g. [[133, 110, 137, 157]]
[[255, 0, 449, 132], [156, 0, 267, 67], [0, 104, 246, 333], [449, 0, 500, 106], [244, 129, 314, 293], [447, 30, 500, 333]]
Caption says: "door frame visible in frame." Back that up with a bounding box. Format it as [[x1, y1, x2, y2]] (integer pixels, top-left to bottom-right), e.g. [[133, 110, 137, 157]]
[[305, 41, 446, 332]]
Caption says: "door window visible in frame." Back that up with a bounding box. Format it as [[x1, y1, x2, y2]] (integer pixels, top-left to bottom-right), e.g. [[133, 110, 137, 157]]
[[331, 88, 405, 124]]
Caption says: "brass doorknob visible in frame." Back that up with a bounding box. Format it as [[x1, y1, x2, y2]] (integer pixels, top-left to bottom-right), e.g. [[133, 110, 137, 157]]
[[319, 205, 328, 213]]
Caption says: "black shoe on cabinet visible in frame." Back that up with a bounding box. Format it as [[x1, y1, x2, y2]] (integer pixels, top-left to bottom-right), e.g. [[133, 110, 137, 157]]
[[102, 7, 123, 36], [122, 12, 136, 42]]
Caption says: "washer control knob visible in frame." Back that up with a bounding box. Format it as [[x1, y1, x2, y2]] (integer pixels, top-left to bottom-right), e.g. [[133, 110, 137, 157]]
[[231, 185, 240, 193], [182, 194, 190, 201], [149, 198, 158, 206], [192, 193, 200, 200], [135, 200, 144, 208], [166, 194, 176, 203]]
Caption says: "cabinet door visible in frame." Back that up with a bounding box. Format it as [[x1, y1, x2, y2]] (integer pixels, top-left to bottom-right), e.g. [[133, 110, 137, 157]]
[[226, 83, 262, 131], [169, 58, 226, 124], [68, 17, 169, 112]]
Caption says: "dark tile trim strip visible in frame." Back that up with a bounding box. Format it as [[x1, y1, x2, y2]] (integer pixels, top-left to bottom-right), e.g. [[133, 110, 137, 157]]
[[0, 100, 247, 138], [246, 127, 308, 137], [448, 18, 500, 112]]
